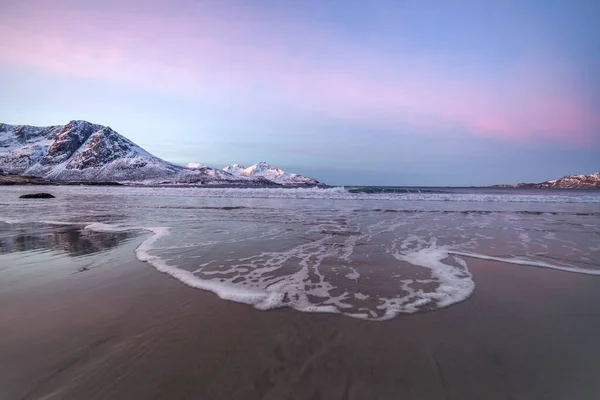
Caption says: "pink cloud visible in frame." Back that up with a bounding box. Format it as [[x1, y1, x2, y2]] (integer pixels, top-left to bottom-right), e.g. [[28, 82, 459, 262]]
[[0, 1, 597, 146]]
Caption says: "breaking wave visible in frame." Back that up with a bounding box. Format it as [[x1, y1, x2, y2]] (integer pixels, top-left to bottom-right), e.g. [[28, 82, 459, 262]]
[[118, 186, 600, 203], [347, 187, 451, 194]]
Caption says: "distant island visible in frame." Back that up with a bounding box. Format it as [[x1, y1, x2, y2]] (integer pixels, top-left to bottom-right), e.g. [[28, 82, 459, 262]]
[[492, 171, 600, 189], [0, 121, 320, 186]]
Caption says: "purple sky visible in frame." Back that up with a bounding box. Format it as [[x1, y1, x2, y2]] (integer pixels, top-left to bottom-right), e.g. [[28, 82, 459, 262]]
[[1, 0, 598, 185]]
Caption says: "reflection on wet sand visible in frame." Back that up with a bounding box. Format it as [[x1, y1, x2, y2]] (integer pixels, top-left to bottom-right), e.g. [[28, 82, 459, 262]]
[[0, 223, 137, 256]]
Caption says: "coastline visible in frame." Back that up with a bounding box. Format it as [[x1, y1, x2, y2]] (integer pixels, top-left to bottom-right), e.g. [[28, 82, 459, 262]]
[[0, 174, 329, 188], [3, 173, 597, 191], [1, 234, 600, 399], [0, 174, 123, 186]]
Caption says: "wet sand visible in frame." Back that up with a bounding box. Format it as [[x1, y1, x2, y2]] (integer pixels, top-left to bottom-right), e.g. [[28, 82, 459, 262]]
[[1, 238, 600, 400]]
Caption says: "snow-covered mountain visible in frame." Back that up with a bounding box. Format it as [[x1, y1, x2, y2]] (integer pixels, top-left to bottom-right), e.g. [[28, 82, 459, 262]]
[[222, 163, 246, 175], [186, 162, 206, 169], [222, 161, 320, 185], [518, 171, 600, 189], [0, 121, 270, 185]]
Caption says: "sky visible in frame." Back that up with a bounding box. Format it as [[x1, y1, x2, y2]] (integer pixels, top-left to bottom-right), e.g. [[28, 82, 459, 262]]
[[0, 0, 599, 186]]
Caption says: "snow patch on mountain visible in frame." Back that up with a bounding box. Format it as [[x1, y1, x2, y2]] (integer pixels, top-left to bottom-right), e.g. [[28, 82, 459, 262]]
[[187, 162, 206, 169], [223, 163, 246, 175], [223, 161, 320, 185]]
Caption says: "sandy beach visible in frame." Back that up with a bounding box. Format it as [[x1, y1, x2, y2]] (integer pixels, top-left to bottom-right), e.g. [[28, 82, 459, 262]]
[[1, 232, 599, 400]]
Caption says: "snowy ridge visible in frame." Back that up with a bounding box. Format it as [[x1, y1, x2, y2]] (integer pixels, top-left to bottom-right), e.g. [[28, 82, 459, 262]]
[[223, 161, 320, 185], [0, 121, 271, 185]]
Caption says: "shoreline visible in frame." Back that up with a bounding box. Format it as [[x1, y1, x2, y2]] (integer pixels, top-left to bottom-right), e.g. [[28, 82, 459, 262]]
[[3, 173, 599, 190]]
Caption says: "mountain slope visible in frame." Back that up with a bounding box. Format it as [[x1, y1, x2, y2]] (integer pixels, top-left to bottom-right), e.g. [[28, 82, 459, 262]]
[[222, 161, 320, 185], [0, 121, 267, 185], [518, 171, 600, 189]]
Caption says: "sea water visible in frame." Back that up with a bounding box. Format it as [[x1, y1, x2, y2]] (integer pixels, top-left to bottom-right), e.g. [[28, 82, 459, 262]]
[[1, 186, 598, 320]]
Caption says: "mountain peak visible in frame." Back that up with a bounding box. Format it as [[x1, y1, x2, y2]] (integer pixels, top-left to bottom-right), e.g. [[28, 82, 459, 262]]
[[68, 119, 99, 124], [247, 161, 273, 174], [223, 164, 246, 174], [65, 120, 104, 130]]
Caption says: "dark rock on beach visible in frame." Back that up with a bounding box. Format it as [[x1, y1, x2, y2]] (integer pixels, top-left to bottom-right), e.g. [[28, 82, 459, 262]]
[[19, 193, 55, 199]]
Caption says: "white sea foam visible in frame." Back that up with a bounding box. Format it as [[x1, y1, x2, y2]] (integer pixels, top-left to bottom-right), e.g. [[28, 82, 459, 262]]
[[0, 219, 76, 226], [83, 223, 271, 304], [354, 293, 370, 300], [345, 267, 360, 280], [518, 232, 531, 248], [449, 251, 600, 276], [80, 219, 598, 319], [84, 222, 360, 315], [78, 220, 480, 320], [392, 245, 475, 309]]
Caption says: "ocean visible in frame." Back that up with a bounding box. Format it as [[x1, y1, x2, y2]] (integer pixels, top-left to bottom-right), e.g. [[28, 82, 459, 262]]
[[2, 185, 598, 320]]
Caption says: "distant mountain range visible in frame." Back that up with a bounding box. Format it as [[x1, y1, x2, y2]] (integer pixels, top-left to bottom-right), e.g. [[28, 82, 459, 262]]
[[0, 121, 320, 186], [222, 162, 320, 185], [493, 171, 600, 189]]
